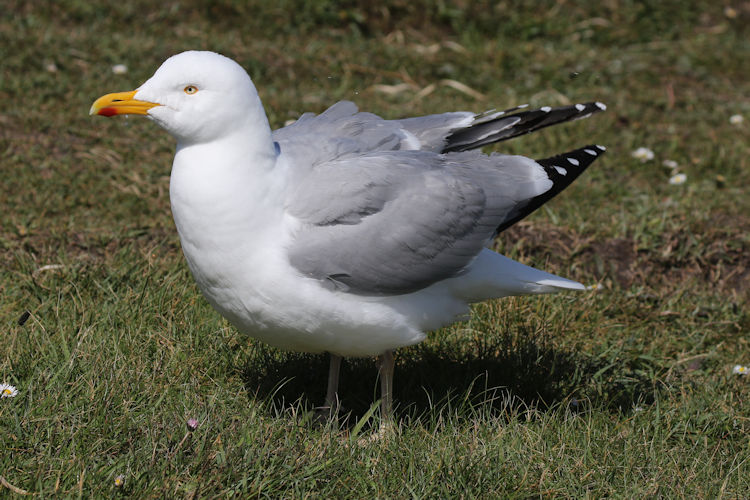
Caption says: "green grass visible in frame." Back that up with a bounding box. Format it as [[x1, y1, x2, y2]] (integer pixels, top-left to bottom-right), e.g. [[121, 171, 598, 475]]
[[2, 0, 749, 497]]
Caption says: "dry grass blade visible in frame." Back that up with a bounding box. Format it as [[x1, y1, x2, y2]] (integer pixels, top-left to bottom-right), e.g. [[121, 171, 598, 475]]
[[0, 476, 29, 495], [439, 79, 486, 100]]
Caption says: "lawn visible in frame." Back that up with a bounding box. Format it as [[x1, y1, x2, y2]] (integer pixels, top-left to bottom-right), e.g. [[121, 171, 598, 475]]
[[1, 0, 749, 497]]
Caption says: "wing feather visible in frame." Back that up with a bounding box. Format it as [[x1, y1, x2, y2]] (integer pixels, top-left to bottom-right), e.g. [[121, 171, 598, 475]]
[[286, 151, 551, 295]]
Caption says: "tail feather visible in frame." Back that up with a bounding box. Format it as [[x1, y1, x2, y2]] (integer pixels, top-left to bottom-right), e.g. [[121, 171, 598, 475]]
[[495, 144, 606, 234], [443, 102, 606, 153], [454, 249, 585, 303]]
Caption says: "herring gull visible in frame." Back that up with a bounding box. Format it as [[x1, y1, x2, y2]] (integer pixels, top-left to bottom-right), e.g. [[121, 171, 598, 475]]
[[90, 50, 606, 419]]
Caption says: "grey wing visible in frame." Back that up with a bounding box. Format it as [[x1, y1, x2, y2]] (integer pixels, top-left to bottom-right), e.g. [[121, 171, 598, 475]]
[[272, 100, 605, 160], [275, 100, 605, 295], [285, 150, 553, 296], [272, 101, 414, 166]]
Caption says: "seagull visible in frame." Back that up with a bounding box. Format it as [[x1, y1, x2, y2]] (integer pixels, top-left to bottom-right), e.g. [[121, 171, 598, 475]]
[[91, 50, 606, 419]]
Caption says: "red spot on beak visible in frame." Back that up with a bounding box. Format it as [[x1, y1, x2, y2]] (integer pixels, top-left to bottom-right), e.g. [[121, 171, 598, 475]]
[[99, 108, 118, 117]]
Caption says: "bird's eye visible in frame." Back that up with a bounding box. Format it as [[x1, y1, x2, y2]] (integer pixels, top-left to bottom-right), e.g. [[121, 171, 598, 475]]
[[184, 85, 198, 95]]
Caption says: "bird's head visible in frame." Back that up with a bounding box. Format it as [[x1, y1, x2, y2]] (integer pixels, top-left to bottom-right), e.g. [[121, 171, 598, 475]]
[[91, 51, 266, 145]]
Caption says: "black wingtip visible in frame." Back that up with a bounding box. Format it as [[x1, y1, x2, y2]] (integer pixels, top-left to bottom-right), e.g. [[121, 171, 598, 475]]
[[495, 144, 606, 234], [444, 102, 606, 153], [536, 144, 606, 183]]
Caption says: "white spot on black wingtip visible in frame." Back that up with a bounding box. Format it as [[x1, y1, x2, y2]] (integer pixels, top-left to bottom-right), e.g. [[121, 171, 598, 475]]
[[584, 148, 598, 156], [553, 166, 567, 176], [518, 104, 529, 109], [595, 144, 606, 151], [595, 101, 607, 110], [541, 106, 551, 113], [575, 103, 585, 111], [567, 157, 580, 166]]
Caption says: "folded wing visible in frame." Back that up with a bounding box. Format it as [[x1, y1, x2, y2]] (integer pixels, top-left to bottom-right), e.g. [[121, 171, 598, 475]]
[[286, 150, 555, 295]]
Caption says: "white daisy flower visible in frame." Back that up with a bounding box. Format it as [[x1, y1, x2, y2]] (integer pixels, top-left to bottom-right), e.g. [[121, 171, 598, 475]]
[[114, 474, 125, 487], [668, 173, 687, 185], [662, 159, 678, 169], [0, 383, 18, 398], [733, 365, 748, 375], [631, 147, 654, 162], [111, 64, 128, 75], [729, 114, 744, 125]]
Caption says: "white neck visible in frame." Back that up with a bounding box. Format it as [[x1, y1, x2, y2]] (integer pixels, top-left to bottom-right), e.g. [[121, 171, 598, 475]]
[[168, 126, 283, 262]]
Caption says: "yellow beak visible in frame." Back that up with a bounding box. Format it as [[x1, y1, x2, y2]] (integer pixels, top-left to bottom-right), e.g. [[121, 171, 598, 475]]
[[89, 90, 159, 117]]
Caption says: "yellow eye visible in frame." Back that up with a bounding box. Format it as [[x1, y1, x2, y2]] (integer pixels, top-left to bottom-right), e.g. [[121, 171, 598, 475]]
[[184, 85, 198, 95]]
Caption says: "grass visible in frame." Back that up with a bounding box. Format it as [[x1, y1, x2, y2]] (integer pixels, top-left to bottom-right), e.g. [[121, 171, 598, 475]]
[[1, 0, 749, 497]]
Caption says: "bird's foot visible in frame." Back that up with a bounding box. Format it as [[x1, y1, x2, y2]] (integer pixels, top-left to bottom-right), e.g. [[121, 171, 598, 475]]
[[312, 405, 341, 429], [355, 420, 397, 446]]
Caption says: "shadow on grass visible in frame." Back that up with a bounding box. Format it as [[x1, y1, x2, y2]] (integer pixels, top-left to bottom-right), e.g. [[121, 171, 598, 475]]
[[239, 325, 659, 423]]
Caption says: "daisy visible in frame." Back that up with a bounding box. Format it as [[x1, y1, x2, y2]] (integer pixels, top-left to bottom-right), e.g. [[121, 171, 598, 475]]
[[668, 173, 687, 185], [114, 474, 125, 487], [733, 365, 748, 375], [111, 64, 128, 75], [729, 114, 744, 125], [0, 383, 18, 398], [631, 147, 654, 162]]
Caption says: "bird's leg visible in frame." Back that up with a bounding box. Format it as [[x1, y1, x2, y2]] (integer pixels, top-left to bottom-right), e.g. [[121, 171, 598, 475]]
[[353, 351, 396, 445], [324, 353, 342, 414], [376, 349, 395, 420]]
